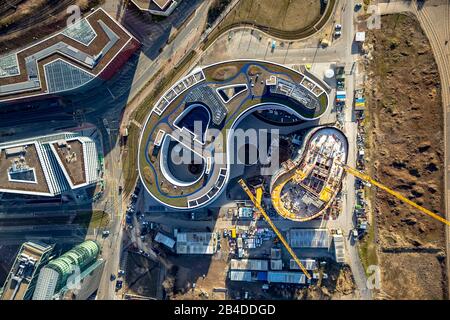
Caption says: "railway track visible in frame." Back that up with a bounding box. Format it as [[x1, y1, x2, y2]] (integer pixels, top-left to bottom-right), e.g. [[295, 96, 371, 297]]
[[414, 3, 450, 90], [1, 0, 77, 34], [411, 0, 450, 298], [0, 0, 22, 17], [0, 0, 83, 51]]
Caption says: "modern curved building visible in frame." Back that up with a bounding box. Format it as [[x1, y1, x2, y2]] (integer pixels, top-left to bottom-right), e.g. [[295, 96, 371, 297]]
[[32, 240, 100, 300], [138, 60, 331, 210]]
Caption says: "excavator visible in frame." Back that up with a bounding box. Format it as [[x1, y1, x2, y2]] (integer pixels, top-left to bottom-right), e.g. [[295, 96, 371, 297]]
[[238, 163, 450, 279]]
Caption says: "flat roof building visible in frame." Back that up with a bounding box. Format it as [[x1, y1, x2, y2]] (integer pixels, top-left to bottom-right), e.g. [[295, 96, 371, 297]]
[[154, 232, 176, 249], [288, 229, 330, 249], [139, 60, 331, 210], [131, 0, 180, 16], [270, 248, 282, 260], [230, 259, 269, 271], [333, 234, 345, 263], [56, 259, 105, 300], [1, 241, 53, 300], [290, 259, 318, 271], [176, 232, 218, 255], [238, 207, 253, 219], [0, 132, 100, 197], [267, 271, 306, 285], [229, 271, 252, 282], [270, 260, 283, 270], [0, 8, 139, 103]]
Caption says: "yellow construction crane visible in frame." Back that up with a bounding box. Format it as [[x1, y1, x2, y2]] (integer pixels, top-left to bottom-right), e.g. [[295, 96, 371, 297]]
[[343, 165, 450, 227], [238, 162, 450, 281], [237, 179, 312, 279], [311, 148, 449, 227]]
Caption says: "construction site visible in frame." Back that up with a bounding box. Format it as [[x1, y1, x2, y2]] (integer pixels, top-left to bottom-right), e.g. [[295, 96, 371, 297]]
[[271, 127, 348, 222], [1, 0, 449, 304]]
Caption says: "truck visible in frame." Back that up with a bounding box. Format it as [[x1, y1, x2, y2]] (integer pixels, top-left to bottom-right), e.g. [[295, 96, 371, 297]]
[[320, 39, 330, 47], [336, 66, 346, 89]]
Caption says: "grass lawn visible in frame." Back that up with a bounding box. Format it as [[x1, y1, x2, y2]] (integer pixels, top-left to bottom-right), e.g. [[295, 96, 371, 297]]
[[220, 0, 321, 32], [122, 122, 141, 195]]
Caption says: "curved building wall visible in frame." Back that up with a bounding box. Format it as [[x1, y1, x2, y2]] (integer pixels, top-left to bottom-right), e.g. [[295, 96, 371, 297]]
[[45, 240, 100, 291], [139, 60, 331, 210]]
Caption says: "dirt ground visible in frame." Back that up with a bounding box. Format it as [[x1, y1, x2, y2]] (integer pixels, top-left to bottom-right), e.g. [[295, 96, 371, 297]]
[[170, 237, 230, 300], [296, 264, 356, 300], [124, 251, 162, 298], [219, 0, 322, 32], [365, 14, 446, 299], [0, 0, 103, 55]]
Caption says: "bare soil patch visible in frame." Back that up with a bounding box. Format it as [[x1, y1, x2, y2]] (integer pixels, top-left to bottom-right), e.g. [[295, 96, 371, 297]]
[[365, 14, 446, 299], [124, 251, 161, 298], [378, 252, 445, 299], [170, 237, 230, 300]]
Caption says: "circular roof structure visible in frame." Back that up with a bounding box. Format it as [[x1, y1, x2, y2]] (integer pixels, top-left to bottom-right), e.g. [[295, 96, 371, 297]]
[[138, 60, 331, 210], [325, 69, 335, 79]]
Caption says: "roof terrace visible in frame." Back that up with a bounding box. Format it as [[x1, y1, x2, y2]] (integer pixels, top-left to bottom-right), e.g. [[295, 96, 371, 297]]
[[139, 60, 331, 209], [0, 8, 138, 102]]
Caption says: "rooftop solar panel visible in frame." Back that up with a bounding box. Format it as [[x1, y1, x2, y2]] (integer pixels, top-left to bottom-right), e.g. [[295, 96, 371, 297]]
[[45, 60, 94, 93], [62, 19, 96, 46], [0, 54, 19, 78]]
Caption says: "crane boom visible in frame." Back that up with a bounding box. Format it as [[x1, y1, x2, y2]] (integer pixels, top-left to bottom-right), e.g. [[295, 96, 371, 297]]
[[344, 165, 450, 227], [237, 179, 312, 279]]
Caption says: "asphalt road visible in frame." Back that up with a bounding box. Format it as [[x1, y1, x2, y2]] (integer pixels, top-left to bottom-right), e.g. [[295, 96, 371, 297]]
[[195, 0, 372, 299], [0, 0, 384, 300], [95, 1, 210, 300], [0, 0, 209, 299]]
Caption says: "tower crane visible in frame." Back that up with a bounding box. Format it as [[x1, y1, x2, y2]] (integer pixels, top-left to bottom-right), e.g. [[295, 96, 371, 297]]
[[343, 165, 450, 227], [237, 179, 312, 280], [238, 159, 450, 281]]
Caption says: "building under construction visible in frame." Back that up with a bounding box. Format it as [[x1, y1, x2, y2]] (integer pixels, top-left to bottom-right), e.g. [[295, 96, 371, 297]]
[[271, 127, 348, 221]]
